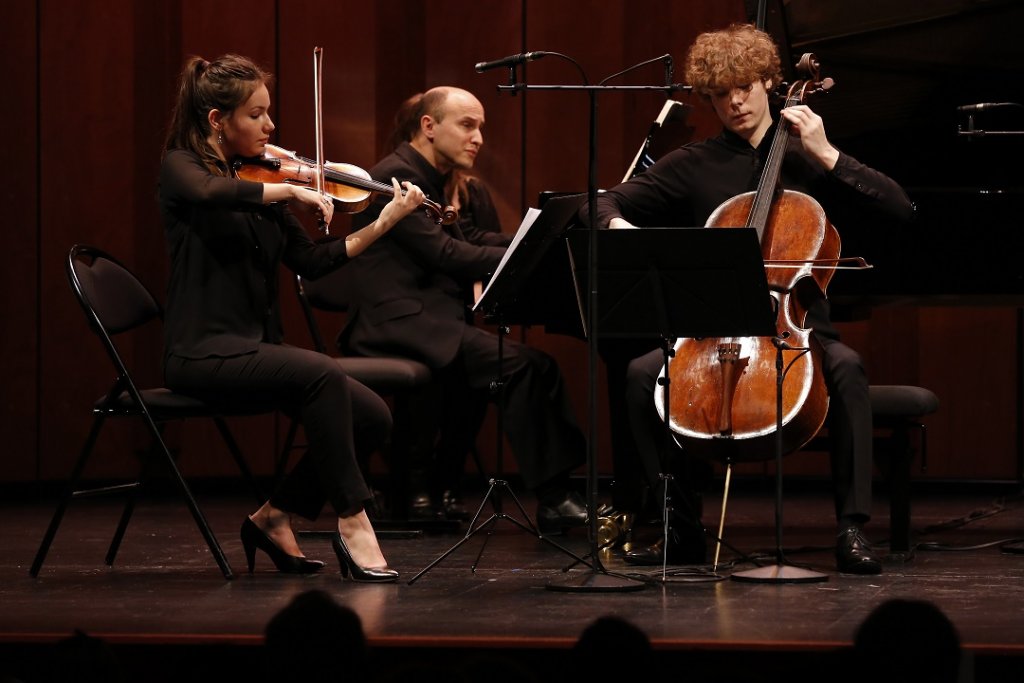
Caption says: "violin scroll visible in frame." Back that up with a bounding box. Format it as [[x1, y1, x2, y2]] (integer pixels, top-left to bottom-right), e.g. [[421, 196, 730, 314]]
[[433, 204, 460, 226]]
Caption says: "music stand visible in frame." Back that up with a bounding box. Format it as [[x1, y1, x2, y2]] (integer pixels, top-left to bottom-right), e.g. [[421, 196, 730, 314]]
[[564, 227, 826, 584], [562, 227, 768, 582], [407, 195, 595, 584], [566, 228, 776, 340], [474, 194, 589, 334]]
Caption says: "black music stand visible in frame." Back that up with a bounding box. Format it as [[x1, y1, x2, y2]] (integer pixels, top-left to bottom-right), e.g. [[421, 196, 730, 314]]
[[479, 48, 691, 592], [474, 194, 588, 335], [562, 227, 769, 583], [566, 228, 775, 340], [407, 195, 594, 584], [565, 227, 827, 584]]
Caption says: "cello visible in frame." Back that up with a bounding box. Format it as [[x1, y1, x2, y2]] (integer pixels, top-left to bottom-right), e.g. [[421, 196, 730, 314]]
[[654, 54, 840, 463]]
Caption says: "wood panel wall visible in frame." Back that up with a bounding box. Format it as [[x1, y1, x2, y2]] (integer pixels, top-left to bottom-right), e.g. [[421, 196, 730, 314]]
[[1, 0, 1018, 487]]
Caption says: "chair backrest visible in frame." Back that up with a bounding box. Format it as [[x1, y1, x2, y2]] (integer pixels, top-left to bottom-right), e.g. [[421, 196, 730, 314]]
[[68, 245, 162, 336], [293, 236, 356, 354], [300, 259, 357, 313], [67, 244, 162, 383], [294, 273, 333, 355]]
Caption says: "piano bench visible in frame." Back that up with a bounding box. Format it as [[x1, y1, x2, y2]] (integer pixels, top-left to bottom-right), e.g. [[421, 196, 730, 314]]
[[807, 384, 940, 562]]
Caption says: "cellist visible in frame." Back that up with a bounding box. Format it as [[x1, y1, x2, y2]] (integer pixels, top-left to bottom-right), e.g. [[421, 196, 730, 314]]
[[580, 24, 914, 574]]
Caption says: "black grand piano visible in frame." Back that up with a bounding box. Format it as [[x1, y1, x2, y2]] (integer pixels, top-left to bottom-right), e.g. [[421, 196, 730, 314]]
[[752, 0, 1024, 307]]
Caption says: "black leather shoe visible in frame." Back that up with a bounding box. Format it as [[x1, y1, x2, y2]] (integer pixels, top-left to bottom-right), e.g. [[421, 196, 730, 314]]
[[624, 526, 707, 566], [441, 490, 471, 521], [836, 526, 882, 575], [408, 490, 438, 520], [536, 490, 588, 535]]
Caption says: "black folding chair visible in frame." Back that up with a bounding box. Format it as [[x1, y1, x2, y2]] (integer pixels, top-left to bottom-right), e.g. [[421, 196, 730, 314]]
[[286, 268, 437, 524], [30, 245, 272, 580], [285, 240, 487, 529]]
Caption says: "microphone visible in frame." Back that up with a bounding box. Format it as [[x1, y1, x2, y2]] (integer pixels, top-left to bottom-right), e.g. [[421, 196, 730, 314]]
[[957, 102, 1013, 113], [474, 51, 549, 73]]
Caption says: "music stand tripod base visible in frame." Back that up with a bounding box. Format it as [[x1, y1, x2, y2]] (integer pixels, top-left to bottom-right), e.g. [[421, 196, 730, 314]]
[[546, 570, 647, 593], [731, 564, 828, 583]]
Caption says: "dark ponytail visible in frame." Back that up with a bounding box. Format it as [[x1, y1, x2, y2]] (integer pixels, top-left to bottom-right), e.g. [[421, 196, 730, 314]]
[[162, 54, 272, 174]]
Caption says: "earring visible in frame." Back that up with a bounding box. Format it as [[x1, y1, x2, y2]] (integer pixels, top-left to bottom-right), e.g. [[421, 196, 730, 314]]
[[217, 132, 224, 145]]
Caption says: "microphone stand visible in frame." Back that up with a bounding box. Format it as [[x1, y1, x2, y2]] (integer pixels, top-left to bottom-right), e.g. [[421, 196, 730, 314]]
[[958, 102, 1024, 138], [486, 54, 688, 592]]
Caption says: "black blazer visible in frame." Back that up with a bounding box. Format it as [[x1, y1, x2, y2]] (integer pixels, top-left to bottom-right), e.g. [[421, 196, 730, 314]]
[[339, 143, 506, 368]]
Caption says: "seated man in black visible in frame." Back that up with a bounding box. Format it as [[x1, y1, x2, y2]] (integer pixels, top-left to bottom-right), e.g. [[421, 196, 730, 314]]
[[384, 92, 512, 521], [339, 86, 587, 534]]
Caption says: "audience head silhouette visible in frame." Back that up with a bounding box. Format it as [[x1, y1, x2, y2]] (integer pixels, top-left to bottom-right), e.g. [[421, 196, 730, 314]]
[[572, 616, 652, 678], [44, 630, 125, 683], [853, 599, 961, 683], [264, 590, 366, 682]]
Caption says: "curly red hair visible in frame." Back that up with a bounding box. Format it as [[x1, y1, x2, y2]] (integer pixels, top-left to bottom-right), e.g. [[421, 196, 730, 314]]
[[684, 24, 782, 97]]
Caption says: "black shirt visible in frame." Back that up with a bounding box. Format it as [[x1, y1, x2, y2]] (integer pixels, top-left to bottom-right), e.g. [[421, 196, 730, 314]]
[[584, 123, 915, 338], [158, 148, 349, 359], [589, 124, 914, 231]]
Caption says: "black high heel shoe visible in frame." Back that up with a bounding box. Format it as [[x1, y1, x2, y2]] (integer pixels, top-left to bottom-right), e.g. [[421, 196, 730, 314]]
[[331, 532, 399, 583], [240, 517, 325, 574]]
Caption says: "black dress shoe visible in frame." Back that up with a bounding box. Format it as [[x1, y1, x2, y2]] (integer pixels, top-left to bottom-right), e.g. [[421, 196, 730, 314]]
[[408, 490, 438, 520], [536, 490, 588, 535], [441, 490, 471, 521], [836, 526, 882, 575], [624, 527, 707, 566]]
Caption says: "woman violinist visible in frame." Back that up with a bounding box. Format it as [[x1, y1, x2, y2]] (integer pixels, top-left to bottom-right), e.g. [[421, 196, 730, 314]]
[[582, 24, 915, 574], [159, 54, 424, 581]]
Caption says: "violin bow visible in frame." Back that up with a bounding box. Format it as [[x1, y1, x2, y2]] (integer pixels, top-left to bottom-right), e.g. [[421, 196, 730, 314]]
[[313, 46, 328, 234], [764, 256, 872, 270]]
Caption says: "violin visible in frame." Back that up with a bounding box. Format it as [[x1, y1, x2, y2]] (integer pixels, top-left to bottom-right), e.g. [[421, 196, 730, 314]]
[[233, 144, 458, 226], [654, 54, 840, 463]]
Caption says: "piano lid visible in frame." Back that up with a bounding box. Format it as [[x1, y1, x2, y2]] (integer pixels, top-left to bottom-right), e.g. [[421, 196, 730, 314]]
[[749, 0, 1024, 305], [828, 187, 1024, 307], [750, 0, 1024, 142]]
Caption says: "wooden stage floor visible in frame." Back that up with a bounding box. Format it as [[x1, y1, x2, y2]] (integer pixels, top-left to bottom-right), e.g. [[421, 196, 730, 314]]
[[3, 485, 1024, 681]]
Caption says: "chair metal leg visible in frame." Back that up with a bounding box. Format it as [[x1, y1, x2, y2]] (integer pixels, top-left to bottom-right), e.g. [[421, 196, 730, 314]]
[[166, 454, 234, 579], [213, 416, 265, 503], [887, 423, 917, 557], [106, 493, 139, 566], [105, 451, 152, 567], [30, 415, 106, 577], [140, 413, 234, 579]]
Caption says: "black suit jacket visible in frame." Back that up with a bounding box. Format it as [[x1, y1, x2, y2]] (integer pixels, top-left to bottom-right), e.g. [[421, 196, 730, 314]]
[[340, 143, 506, 368]]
